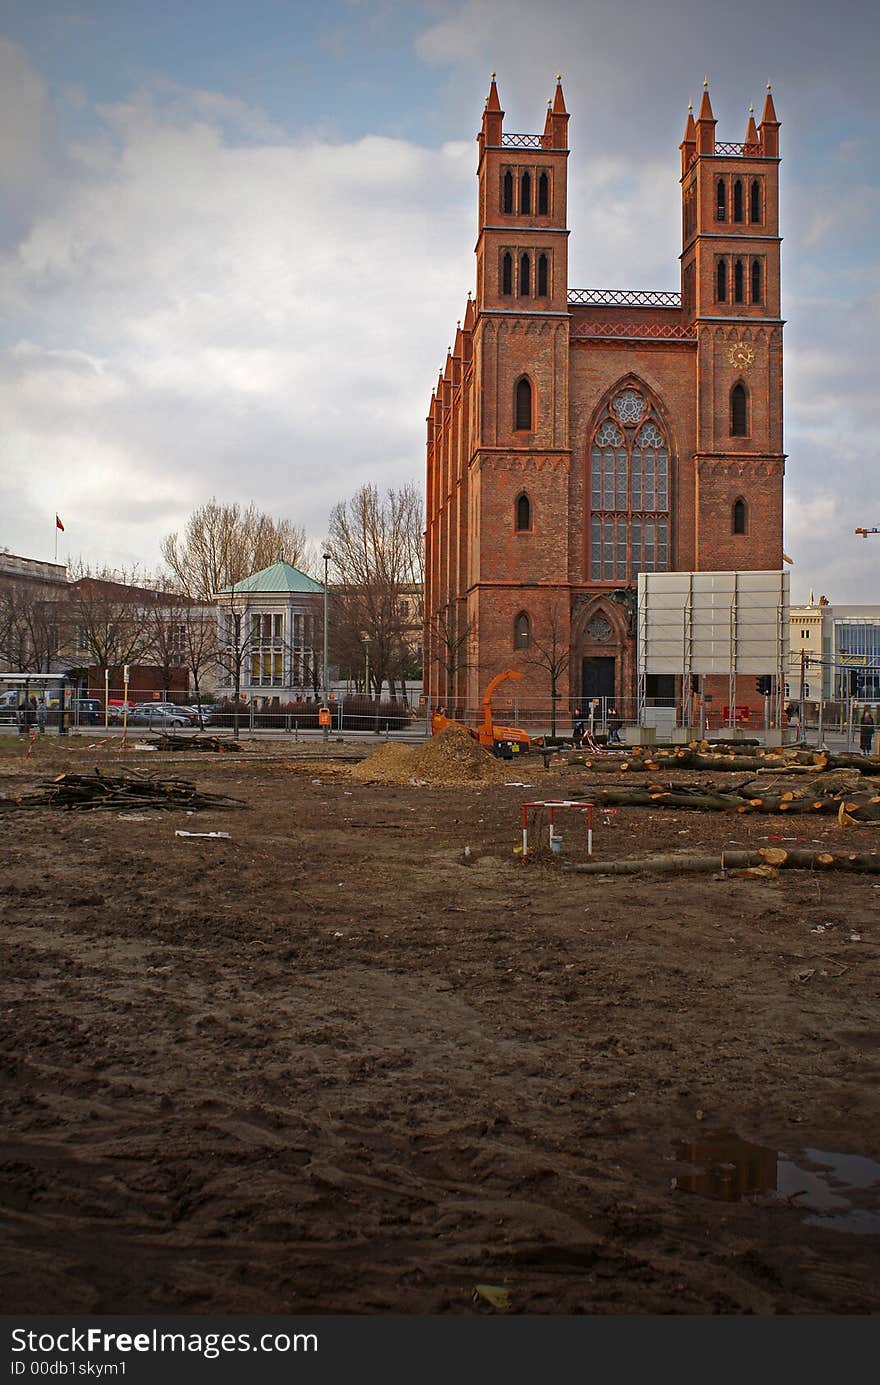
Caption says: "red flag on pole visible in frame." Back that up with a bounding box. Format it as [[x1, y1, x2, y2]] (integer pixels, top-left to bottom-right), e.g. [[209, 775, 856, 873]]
[[55, 515, 64, 531]]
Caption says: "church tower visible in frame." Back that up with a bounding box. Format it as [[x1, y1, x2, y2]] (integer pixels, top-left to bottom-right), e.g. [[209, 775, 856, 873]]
[[680, 82, 784, 571], [466, 78, 573, 703]]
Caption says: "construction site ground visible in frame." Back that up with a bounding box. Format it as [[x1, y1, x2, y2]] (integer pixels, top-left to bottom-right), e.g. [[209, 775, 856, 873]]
[[1, 731, 879, 1316]]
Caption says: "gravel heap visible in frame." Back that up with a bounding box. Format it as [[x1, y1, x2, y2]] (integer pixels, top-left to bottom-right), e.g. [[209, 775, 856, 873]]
[[348, 724, 519, 786]]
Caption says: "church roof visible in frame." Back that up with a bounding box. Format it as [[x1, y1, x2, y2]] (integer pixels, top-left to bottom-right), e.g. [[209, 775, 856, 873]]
[[223, 561, 324, 595]]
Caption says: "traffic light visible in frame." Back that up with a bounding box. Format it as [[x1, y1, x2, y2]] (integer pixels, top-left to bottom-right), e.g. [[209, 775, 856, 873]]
[[755, 675, 772, 696], [848, 669, 861, 695]]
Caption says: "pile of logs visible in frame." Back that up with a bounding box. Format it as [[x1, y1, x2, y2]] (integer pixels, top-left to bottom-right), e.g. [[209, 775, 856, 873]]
[[0, 770, 245, 812], [583, 777, 880, 823], [577, 744, 880, 776]]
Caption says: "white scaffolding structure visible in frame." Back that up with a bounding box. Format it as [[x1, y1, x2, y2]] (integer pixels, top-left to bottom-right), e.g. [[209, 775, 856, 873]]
[[637, 571, 790, 729]]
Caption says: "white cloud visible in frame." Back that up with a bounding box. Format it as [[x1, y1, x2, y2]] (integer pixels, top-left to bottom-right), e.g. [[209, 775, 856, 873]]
[[0, 52, 474, 570]]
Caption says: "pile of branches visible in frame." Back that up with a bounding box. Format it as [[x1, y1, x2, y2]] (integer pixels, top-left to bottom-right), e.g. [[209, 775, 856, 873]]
[[152, 734, 241, 753], [0, 769, 246, 813]]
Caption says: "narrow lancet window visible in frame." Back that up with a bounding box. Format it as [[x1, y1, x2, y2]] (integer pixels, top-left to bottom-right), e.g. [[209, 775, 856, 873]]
[[733, 179, 744, 223], [519, 253, 530, 297], [751, 258, 762, 304], [501, 252, 512, 296], [514, 612, 531, 650], [734, 259, 744, 303], [731, 383, 748, 437], [716, 179, 727, 222], [750, 179, 761, 223], [515, 493, 531, 531], [733, 498, 747, 534], [515, 377, 533, 431], [537, 253, 548, 296], [502, 170, 513, 214], [716, 259, 727, 302], [520, 171, 531, 214], [538, 171, 549, 214]]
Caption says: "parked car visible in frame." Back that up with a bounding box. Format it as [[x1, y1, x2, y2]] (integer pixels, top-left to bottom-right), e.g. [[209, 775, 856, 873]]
[[185, 703, 215, 725], [71, 698, 103, 725], [132, 702, 197, 723], [106, 702, 136, 723], [129, 707, 190, 728]]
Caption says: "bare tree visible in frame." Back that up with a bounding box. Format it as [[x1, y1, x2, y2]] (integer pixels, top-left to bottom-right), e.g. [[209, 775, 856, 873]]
[[327, 483, 423, 705], [0, 578, 62, 672], [428, 602, 474, 707], [161, 500, 313, 600], [526, 601, 571, 737], [176, 604, 218, 726], [65, 566, 161, 698]]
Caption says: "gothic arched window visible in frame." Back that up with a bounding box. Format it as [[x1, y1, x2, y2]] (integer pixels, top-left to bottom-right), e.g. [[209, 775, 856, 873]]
[[751, 258, 762, 304], [515, 492, 531, 532], [520, 171, 531, 214], [734, 259, 745, 303], [502, 170, 514, 214], [519, 253, 530, 296], [731, 383, 748, 437], [501, 252, 512, 296], [538, 171, 549, 214], [749, 178, 761, 223], [716, 258, 727, 302], [537, 253, 549, 296], [514, 612, 530, 650], [733, 179, 744, 223], [716, 179, 727, 222], [515, 376, 533, 431], [733, 498, 747, 534], [589, 387, 671, 580]]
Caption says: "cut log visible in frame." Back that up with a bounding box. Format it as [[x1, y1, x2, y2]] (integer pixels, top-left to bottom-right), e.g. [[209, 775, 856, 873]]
[[567, 847, 880, 876]]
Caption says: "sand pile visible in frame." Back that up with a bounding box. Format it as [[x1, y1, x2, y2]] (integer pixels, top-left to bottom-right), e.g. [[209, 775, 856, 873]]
[[349, 724, 517, 786]]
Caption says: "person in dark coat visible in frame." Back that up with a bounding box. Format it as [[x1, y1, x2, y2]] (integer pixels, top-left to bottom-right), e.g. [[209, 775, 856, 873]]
[[606, 706, 622, 744], [859, 705, 875, 755]]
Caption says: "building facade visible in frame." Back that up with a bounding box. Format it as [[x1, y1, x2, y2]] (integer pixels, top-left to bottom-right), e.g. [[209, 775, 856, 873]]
[[215, 561, 325, 704], [424, 79, 784, 714], [788, 599, 880, 704]]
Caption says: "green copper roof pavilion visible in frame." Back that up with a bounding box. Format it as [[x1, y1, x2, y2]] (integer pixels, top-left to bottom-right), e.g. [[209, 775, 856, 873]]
[[222, 562, 324, 595]]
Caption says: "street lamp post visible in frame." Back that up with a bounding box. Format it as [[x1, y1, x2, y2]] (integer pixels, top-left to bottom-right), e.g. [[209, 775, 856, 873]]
[[232, 603, 242, 742], [322, 550, 331, 741]]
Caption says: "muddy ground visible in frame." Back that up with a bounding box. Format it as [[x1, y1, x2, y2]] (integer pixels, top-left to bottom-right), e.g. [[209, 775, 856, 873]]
[[1, 734, 879, 1315]]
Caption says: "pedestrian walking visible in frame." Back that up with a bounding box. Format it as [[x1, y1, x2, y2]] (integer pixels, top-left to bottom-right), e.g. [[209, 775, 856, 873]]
[[36, 701, 47, 735], [859, 705, 875, 755], [607, 705, 623, 745]]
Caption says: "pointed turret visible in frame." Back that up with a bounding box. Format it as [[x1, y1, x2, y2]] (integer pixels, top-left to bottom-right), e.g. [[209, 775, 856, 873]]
[[463, 292, 476, 333], [480, 73, 504, 148], [744, 104, 759, 150], [546, 74, 569, 148], [759, 82, 779, 156], [679, 101, 696, 175], [695, 78, 716, 155]]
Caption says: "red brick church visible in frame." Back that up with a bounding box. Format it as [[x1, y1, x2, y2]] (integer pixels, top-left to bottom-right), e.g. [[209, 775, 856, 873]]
[[424, 77, 784, 716]]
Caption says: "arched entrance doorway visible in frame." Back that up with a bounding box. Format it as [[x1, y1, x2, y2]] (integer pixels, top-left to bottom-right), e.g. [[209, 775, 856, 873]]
[[571, 594, 634, 716]]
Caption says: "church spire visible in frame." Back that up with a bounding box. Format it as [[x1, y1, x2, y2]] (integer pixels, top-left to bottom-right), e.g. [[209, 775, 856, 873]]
[[744, 104, 758, 148], [546, 73, 569, 147], [480, 72, 504, 147], [695, 78, 716, 155], [759, 82, 779, 156]]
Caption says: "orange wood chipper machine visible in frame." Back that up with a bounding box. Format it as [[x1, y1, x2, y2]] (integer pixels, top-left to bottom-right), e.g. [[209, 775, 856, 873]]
[[430, 669, 531, 759]]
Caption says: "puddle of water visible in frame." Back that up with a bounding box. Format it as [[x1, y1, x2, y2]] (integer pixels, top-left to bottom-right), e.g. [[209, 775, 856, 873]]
[[671, 1129, 880, 1235]]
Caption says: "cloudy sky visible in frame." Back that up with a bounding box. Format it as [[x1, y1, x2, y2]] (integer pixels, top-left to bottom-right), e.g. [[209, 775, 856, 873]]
[[1, 0, 878, 602]]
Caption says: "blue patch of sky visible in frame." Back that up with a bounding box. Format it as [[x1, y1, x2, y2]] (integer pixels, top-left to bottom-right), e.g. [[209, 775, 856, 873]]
[[3, 0, 454, 145]]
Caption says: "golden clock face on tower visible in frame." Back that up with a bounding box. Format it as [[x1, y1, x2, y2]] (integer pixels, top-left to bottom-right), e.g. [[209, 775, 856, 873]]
[[728, 341, 755, 370]]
